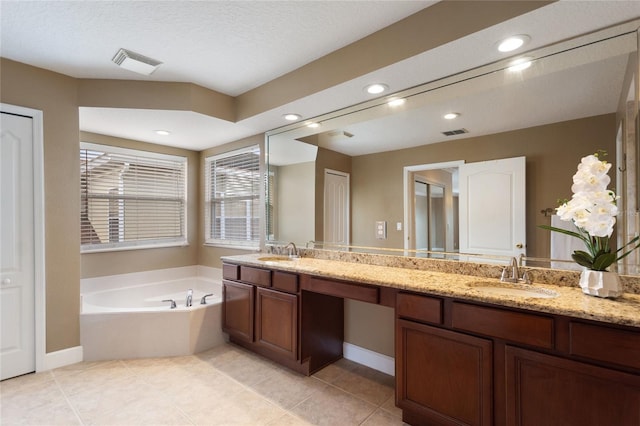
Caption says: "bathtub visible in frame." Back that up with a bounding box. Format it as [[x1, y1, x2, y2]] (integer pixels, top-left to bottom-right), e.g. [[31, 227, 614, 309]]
[[80, 267, 226, 361]]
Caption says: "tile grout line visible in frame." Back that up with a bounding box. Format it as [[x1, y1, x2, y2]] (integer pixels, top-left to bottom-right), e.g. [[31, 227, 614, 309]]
[[120, 358, 198, 426], [51, 371, 87, 426]]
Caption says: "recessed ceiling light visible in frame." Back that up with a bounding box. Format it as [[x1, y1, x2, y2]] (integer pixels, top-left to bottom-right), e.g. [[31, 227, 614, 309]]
[[497, 35, 530, 53], [306, 122, 320, 129], [364, 83, 388, 95], [444, 113, 460, 120], [508, 58, 532, 72], [283, 113, 302, 121], [155, 130, 171, 136], [388, 98, 406, 107]]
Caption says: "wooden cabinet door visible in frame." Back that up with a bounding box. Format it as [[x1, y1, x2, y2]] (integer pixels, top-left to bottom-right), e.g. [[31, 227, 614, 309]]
[[505, 346, 640, 426], [396, 319, 493, 426], [255, 287, 298, 360], [222, 280, 254, 343]]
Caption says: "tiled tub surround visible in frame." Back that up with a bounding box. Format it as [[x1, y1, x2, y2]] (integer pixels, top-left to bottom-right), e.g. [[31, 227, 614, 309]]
[[223, 251, 640, 328], [80, 266, 226, 361]]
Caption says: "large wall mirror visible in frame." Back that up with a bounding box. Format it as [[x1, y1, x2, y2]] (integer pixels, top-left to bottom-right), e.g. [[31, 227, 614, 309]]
[[266, 21, 640, 275]]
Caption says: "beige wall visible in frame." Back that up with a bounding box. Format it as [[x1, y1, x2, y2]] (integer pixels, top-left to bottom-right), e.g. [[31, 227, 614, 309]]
[[1, 59, 80, 352], [351, 113, 617, 257], [0, 58, 263, 353], [345, 300, 395, 357], [79, 132, 200, 278], [276, 162, 315, 243]]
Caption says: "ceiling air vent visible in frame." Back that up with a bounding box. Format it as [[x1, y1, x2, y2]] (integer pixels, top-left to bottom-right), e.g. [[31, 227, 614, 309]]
[[328, 130, 354, 140], [442, 128, 469, 136], [112, 48, 162, 75]]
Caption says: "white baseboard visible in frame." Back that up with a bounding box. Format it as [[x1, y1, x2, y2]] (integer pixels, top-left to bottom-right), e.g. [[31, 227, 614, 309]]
[[343, 342, 395, 376], [41, 346, 83, 371]]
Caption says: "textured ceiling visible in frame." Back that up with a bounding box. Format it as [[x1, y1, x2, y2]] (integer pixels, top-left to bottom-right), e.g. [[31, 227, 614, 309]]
[[2, 1, 639, 152], [0, 0, 431, 96]]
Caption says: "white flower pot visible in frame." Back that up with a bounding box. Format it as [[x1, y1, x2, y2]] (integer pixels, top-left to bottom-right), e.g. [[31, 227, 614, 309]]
[[578, 270, 623, 298]]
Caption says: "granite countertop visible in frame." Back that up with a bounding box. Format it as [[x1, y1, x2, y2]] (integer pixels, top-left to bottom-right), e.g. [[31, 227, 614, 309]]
[[222, 253, 640, 328]]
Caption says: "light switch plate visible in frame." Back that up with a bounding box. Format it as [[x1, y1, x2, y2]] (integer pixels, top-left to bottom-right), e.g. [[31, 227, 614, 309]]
[[396, 222, 402, 231], [375, 221, 387, 239]]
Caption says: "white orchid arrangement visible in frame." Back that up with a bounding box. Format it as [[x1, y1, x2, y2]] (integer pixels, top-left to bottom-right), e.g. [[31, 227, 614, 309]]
[[540, 151, 640, 271]]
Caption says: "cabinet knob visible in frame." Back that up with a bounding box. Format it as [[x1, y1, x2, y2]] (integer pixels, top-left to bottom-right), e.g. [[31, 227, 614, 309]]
[[1, 278, 11, 285], [516, 243, 524, 249]]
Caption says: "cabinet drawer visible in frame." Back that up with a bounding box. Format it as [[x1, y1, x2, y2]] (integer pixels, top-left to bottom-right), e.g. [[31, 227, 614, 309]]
[[222, 263, 240, 280], [273, 271, 299, 294], [302, 276, 379, 304], [570, 322, 640, 370], [397, 292, 442, 325], [240, 266, 271, 287], [452, 302, 554, 349]]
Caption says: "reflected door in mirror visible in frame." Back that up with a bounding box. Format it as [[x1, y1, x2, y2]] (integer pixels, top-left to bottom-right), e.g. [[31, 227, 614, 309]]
[[324, 169, 350, 244]]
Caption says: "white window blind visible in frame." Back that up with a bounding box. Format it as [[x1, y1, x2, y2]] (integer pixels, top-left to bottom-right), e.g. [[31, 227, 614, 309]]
[[80, 142, 187, 252], [205, 145, 261, 248]]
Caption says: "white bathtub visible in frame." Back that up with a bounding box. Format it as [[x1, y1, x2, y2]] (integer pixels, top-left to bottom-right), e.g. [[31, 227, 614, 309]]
[[80, 267, 226, 361]]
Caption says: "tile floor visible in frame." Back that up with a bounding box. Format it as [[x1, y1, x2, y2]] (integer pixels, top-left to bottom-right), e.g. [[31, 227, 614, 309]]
[[0, 343, 407, 425]]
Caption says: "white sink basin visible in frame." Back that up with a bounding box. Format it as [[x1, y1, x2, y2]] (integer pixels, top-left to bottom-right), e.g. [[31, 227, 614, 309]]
[[467, 281, 559, 299]]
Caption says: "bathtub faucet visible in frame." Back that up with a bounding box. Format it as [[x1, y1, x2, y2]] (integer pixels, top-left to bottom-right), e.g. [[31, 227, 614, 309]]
[[200, 293, 214, 304], [186, 289, 193, 307], [162, 299, 177, 309]]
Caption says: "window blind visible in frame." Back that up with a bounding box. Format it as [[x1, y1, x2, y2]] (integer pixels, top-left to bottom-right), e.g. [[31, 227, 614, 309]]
[[205, 146, 261, 248], [80, 142, 187, 252]]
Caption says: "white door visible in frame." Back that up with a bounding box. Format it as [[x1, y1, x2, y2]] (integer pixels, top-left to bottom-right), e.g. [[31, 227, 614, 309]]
[[459, 156, 526, 259], [1, 112, 36, 380], [324, 169, 350, 245]]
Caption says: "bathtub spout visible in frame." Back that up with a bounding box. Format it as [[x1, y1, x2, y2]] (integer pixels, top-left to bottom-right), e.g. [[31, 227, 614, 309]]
[[186, 289, 193, 307], [200, 293, 214, 305]]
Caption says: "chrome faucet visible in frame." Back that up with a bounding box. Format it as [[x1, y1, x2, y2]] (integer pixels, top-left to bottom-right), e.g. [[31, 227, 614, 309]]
[[186, 289, 193, 307], [162, 299, 177, 309], [284, 242, 299, 258], [500, 257, 532, 284]]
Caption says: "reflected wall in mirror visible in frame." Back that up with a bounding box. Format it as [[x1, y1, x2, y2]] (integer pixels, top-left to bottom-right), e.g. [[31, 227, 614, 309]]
[[266, 22, 640, 275]]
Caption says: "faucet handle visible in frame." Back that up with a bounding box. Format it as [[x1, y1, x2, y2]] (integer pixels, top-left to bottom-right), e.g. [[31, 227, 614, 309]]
[[200, 293, 214, 304], [500, 267, 509, 282], [162, 299, 177, 309], [521, 270, 532, 284]]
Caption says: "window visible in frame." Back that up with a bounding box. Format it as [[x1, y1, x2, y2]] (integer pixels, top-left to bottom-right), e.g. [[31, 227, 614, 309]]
[[205, 146, 261, 248], [80, 142, 187, 252]]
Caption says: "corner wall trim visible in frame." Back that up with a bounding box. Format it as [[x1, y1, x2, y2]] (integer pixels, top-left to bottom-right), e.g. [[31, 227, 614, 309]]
[[42, 346, 83, 371], [343, 342, 395, 376]]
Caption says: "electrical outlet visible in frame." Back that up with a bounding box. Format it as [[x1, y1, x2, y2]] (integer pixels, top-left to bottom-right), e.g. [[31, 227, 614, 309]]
[[396, 222, 402, 231], [375, 221, 387, 239]]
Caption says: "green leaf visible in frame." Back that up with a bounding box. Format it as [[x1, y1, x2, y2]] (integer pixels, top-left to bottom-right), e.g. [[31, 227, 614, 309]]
[[571, 251, 594, 269], [615, 235, 640, 262], [538, 225, 591, 247], [591, 252, 616, 271]]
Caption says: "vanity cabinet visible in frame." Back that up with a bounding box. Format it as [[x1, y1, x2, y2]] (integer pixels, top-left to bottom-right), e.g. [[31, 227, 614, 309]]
[[222, 259, 640, 426], [255, 287, 298, 360], [397, 319, 493, 426], [222, 262, 343, 375], [222, 280, 254, 343], [395, 291, 640, 426], [505, 346, 640, 426]]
